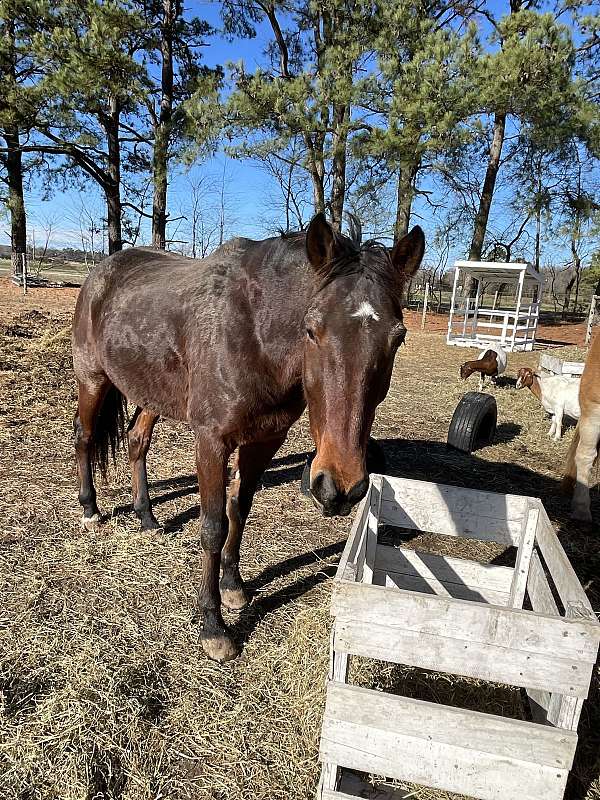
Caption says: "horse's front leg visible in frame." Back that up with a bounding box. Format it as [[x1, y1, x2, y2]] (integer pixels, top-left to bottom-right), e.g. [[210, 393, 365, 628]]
[[221, 432, 288, 611], [195, 432, 238, 662]]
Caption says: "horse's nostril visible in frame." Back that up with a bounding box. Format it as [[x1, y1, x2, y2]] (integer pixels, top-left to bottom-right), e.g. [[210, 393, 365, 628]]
[[347, 477, 369, 505], [311, 470, 338, 505]]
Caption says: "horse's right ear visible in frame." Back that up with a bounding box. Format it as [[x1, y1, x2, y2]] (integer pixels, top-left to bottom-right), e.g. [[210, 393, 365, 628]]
[[391, 225, 425, 278], [306, 213, 335, 273]]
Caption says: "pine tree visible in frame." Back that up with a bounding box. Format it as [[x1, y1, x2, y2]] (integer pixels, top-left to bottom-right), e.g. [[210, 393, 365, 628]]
[[24, 0, 148, 254], [359, 0, 479, 241], [133, 0, 219, 249], [221, 0, 376, 228], [468, 6, 584, 262], [0, 0, 46, 272]]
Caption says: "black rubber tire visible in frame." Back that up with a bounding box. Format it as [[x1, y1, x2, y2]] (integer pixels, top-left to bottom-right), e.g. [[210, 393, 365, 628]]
[[447, 392, 497, 454], [300, 438, 387, 497]]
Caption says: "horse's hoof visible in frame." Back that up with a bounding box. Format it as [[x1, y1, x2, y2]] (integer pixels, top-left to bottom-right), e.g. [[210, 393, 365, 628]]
[[140, 515, 162, 532], [201, 634, 239, 662], [221, 587, 250, 612], [80, 513, 101, 531]]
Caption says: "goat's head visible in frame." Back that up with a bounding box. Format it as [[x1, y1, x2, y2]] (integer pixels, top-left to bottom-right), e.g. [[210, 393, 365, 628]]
[[460, 362, 473, 380], [516, 367, 535, 389]]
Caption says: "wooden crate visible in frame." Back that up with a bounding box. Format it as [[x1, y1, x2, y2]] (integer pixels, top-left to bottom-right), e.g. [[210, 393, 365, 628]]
[[318, 476, 599, 800], [539, 353, 584, 378]]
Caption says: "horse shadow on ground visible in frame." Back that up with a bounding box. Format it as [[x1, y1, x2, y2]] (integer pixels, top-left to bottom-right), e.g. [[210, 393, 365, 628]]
[[110, 450, 312, 530]]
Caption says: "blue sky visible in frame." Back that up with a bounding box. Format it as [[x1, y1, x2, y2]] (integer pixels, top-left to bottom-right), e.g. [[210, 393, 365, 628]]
[[1, 0, 596, 271]]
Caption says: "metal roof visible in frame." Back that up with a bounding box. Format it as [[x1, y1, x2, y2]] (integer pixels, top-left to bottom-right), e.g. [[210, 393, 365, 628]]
[[453, 260, 543, 285]]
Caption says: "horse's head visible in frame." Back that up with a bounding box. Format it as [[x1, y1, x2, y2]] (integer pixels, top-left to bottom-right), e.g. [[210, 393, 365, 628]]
[[302, 213, 424, 516]]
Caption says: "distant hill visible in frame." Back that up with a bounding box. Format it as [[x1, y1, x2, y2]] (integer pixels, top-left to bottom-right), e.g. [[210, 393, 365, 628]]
[[0, 244, 104, 263]]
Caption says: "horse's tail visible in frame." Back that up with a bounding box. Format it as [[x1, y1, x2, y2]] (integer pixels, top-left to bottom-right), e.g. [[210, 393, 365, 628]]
[[90, 386, 127, 481], [561, 423, 580, 495]]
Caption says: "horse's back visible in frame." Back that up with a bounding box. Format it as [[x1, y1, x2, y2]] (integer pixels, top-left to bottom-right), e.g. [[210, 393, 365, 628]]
[[71, 239, 277, 419]]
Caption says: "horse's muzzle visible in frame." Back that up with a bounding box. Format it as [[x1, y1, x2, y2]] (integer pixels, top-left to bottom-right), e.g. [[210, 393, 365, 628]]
[[310, 471, 369, 517]]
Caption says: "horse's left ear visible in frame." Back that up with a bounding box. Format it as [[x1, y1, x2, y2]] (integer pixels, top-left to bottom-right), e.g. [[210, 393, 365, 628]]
[[391, 225, 425, 277]]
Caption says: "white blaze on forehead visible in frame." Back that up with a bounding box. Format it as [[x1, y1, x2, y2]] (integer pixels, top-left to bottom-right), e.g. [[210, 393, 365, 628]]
[[351, 300, 380, 322]]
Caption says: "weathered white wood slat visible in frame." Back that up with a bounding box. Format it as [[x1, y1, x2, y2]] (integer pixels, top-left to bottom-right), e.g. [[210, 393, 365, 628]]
[[525, 550, 558, 721], [331, 581, 600, 663], [334, 618, 592, 696], [320, 682, 576, 800], [372, 569, 509, 606], [328, 625, 349, 683], [509, 506, 539, 608], [336, 490, 370, 583], [535, 505, 594, 613], [525, 552, 587, 731], [527, 549, 559, 617], [361, 476, 383, 585], [379, 477, 526, 545], [318, 764, 338, 797], [548, 601, 588, 731], [375, 546, 513, 594]]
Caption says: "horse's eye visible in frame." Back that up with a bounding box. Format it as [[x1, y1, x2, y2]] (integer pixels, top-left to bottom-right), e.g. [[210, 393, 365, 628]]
[[306, 327, 316, 342]]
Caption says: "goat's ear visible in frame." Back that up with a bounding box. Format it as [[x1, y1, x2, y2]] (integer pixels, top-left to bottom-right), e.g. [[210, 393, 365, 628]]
[[306, 213, 337, 274], [391, 225, 425, 279]]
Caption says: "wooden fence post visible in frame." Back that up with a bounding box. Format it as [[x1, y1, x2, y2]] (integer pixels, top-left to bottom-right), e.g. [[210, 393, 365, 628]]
[[421, 281, 430, 330], [585, 295, 599, 346]]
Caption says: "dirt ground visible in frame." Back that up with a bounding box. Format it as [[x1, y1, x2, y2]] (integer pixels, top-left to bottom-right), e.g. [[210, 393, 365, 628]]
[[0, 278, 599, 800]]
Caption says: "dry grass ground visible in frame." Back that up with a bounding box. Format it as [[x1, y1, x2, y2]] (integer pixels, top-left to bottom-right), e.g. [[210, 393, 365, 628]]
[[0, 282, 598, 800]]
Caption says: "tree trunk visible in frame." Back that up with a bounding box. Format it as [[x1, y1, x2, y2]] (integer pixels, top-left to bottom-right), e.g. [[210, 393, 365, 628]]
[[571, 235, 582, 317], [152, 0, 176, 250], [311, 6, 329, 219], [562, 275, 575, 319], [462, 112, 506, 296], [103, 98, 122, 254], [469, 112, 506, 261], [104, 186, 122, 255], [4, 125, 27, 274], [330, 101, 349, 230], [3, 18, 27, 274], [307, 151, 325, 215], [394, 159, 420, 243]]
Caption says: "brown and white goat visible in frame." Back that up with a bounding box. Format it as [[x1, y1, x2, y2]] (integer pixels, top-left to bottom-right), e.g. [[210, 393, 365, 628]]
[[516, 367, 580, 441], [460, 344, 507, 392], [562, 335, 600, 522]]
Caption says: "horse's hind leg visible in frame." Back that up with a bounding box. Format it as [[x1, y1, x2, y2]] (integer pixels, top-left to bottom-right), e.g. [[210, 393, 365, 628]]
[[221, 432, 288, 611], [74, 379, 110, 529], [127, 407, 160, 530], [572, 414, 600, 522]]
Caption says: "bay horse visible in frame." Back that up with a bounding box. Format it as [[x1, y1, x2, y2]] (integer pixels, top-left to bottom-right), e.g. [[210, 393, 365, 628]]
[[72, 213, 425, 661]]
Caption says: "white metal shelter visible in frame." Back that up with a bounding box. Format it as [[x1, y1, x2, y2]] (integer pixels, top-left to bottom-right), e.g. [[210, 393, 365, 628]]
[[447, 260, 543, 352]]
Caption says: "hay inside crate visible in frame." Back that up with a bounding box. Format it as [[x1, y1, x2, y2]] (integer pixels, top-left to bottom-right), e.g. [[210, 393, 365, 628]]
[[318, 476, 600, 800]]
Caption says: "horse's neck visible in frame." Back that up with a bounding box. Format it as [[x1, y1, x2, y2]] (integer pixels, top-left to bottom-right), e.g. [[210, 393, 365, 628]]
[[252, 257, 313, 385]]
